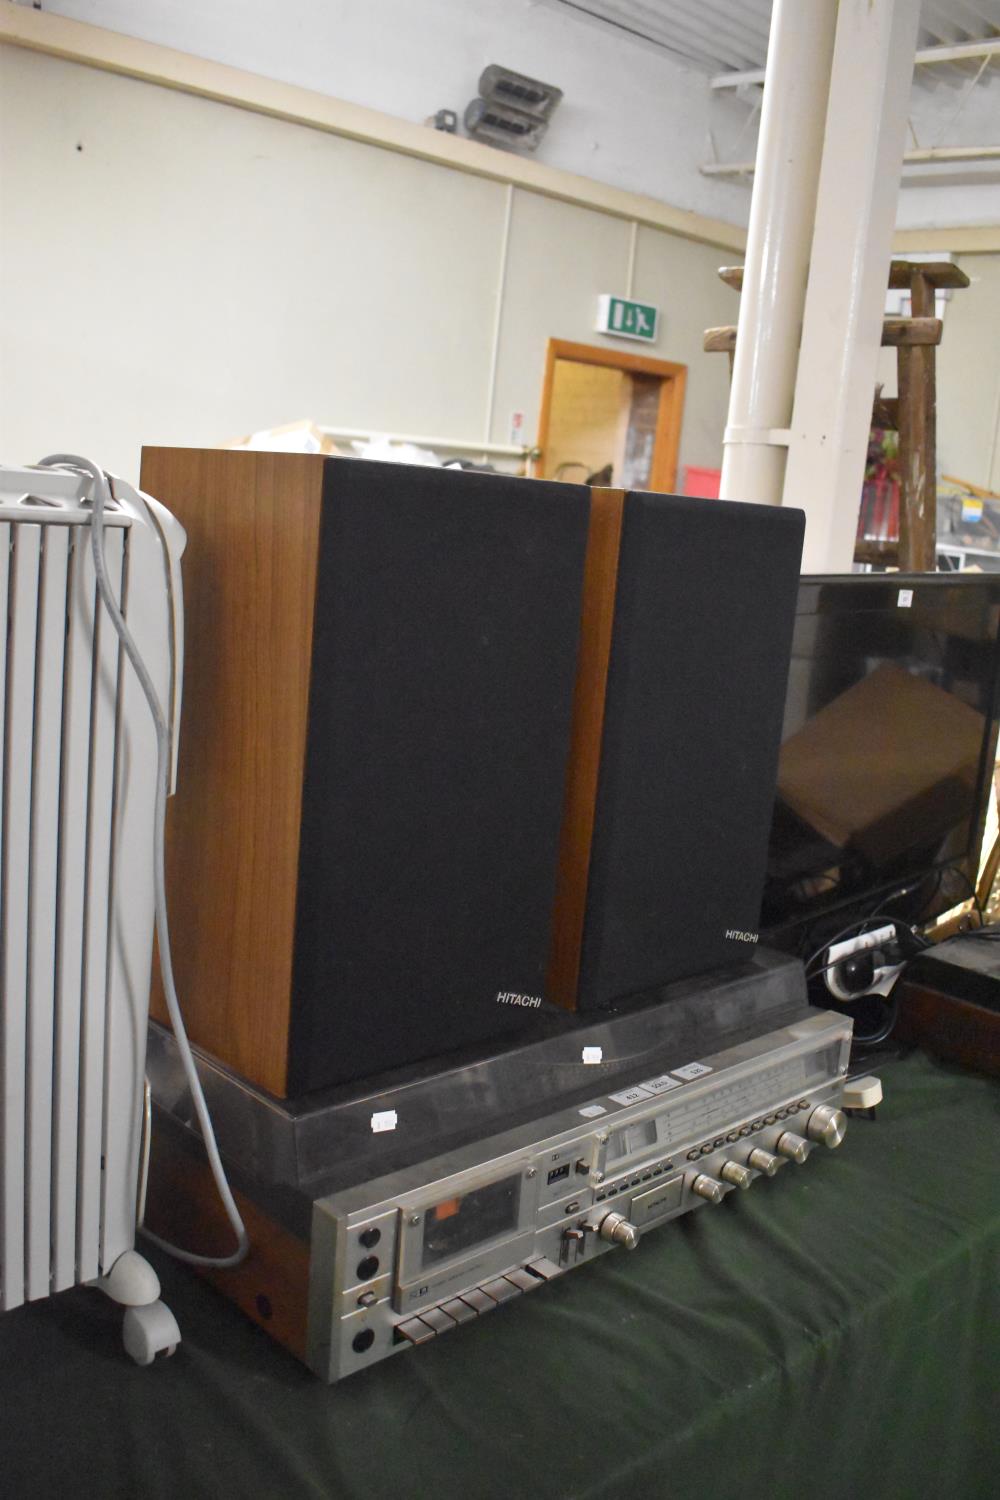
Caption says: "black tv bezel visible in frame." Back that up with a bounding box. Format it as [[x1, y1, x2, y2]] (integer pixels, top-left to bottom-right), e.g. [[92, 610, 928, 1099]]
[[762, 571, 1000, 944]]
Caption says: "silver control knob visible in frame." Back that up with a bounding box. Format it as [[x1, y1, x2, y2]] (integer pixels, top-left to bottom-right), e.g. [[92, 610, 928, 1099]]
[[691, 1173, 726, 1205], [720, 1160, 753, 1191], [806, 1104, 847, 1149], [747, 1147, 783, 1177], [775, 1131, 812, 1164], [598, 1211, 639, 1250]]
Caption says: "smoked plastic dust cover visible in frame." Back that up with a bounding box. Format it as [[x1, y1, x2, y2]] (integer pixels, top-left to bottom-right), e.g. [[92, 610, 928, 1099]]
[[572, 490, 805, 1011]]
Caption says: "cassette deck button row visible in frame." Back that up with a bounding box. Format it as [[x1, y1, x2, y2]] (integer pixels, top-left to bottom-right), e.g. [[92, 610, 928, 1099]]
[[394, 1259, 560, 1346]]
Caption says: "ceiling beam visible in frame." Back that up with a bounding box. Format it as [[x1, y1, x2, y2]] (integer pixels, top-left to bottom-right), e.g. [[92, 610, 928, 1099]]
[[702, 143, 1000, 175], [711, 35, 1000, 89]]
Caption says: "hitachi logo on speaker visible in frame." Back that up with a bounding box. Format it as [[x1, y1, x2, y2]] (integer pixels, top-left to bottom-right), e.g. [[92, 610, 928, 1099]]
[[496, 991, 543, 1008], [725, 929, 759, 944]]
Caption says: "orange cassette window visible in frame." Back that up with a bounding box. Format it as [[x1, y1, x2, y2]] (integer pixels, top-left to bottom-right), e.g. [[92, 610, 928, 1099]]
[[421, 1174, 522, 1268]]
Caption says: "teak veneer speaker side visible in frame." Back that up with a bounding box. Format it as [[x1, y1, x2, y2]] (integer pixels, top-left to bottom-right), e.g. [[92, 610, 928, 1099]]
[[145, 1122, 310, 1358], [141, 447, 323, 1097], [547, 487, 625, 1010]]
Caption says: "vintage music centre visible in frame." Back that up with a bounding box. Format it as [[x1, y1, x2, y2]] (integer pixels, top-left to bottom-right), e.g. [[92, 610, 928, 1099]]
[[2, 5, 999, 1499]]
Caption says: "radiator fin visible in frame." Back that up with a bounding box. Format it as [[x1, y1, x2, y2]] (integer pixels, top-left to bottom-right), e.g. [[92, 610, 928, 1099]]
[[0, 521, 128, 1309], [51, 532, 100, 1293], [1, 523, 40, 1310], [76, 528, 124, 1289], [25, 527, 70, 1300]]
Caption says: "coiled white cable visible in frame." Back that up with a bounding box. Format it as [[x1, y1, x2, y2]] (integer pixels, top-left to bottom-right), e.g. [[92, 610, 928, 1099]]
[[39, 454, 249, 1268]]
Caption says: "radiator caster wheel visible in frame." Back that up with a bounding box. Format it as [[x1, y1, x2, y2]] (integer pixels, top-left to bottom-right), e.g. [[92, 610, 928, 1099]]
[[122, 1300, 181, 1366]]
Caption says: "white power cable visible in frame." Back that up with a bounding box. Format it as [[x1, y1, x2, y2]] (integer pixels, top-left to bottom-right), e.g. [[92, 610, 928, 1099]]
[[39, 454, 249, 1268]]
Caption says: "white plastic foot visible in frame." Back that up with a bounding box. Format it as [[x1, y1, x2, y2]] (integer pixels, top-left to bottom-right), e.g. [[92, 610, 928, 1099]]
[[95, 1248, 161, 1308], [843, 1074, 883, 1110], [93, 1249, 182, 1366], [122, 1299, 181, 1366]]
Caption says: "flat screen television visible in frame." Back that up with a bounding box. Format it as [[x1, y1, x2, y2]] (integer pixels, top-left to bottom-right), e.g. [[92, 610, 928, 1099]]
[[761, 573, 1000, 948]]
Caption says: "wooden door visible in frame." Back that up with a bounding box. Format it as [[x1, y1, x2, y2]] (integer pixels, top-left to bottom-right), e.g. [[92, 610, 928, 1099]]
[[536, 339, 687, 491]]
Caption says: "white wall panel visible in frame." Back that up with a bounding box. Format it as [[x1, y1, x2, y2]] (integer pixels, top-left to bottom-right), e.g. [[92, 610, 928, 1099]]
[[34, 0, 754, 225], [631, 224, 734, 475], [488, 190, 632, 449], [937, 253, 1000, 488], [0, 46, 508, 480], [2, 43, 739, 489]]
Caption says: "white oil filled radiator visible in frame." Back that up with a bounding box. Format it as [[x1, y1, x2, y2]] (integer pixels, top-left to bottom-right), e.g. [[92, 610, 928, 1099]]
[[0, 459, 185, 1363]]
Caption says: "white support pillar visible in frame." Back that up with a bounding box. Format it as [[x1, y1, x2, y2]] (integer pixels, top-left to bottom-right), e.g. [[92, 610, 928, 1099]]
[[784, 0, 922, 571], [719, 0, 838, 507]]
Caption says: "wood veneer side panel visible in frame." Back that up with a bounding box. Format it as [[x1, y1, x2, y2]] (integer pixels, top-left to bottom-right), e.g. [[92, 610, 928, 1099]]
[[535, 339, 559, 480], [894, 983, 1000, 1077], [650, 366, 686, 493], [145, 1126, 311, 1361], [547, 487, 625, 1009], [141, 447, 323, 1096]]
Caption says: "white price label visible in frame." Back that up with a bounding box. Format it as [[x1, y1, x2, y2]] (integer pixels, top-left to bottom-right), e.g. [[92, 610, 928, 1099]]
[[608, 1085, 655, 1107], [371, 1109, 398, 1133], [671, 1061, 712, 1082], [897, 589, 913, 608], [582, 1046, 603, 1065], [641, 1073, 683, 1094]]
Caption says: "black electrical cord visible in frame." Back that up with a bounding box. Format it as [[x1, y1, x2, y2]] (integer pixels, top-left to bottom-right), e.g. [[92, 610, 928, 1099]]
[[801, 863, 971, 981], [851, 994, 899, 1048], [945, 863, 986, 926], [803, 954, 865, 983], [803, 864, 984, 1051], [803, 916, 887, 978], [804, 911, 930, 980], [915, 865, 944, 922]]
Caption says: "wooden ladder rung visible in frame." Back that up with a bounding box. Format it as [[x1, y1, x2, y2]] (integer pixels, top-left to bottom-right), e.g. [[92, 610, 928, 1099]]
[[718, 259, 970, 293], [854, 539, 901, 567], [882, 316, 942, 347], [704, 318, 941, 355], [703, 326, 737, 353]]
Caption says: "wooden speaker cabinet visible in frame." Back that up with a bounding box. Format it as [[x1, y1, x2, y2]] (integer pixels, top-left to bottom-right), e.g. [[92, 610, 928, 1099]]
[[141, 449, 803, 1099], [141, 449, 591, 1096], [550, 488, 804, 1010]]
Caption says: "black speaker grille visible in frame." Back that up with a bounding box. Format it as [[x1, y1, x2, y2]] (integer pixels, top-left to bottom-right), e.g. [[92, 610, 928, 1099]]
[[289, 460, 590, 1092], [577, 491, 804, 1009]]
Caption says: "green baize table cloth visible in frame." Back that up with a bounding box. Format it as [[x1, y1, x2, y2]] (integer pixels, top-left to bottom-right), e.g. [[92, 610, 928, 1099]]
[[1, 1050, 997, 1500]]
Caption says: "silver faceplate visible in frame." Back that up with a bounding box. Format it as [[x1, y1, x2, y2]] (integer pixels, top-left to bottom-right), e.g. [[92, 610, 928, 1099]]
[[307, 1009, 852, 1381]]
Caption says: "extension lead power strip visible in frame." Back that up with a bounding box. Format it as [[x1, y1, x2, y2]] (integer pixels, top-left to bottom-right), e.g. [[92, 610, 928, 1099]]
[[825, 925, 905, 1001]]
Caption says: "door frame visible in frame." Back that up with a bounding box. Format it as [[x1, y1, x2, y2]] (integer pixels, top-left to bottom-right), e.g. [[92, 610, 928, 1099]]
[[535, 339, 688, 491]]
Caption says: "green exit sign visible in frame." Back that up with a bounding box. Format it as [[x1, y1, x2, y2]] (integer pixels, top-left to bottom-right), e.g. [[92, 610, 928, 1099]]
[[596, 294, 659, 343]]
